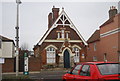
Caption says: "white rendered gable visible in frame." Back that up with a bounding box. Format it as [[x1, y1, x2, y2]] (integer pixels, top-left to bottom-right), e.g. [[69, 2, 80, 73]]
[[38, 8, 87, 45]]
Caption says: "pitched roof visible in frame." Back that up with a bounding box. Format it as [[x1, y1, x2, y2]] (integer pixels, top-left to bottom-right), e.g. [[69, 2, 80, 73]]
[[100, 17, 114, 28], [37, 8, 87, 46], [0, 35, 15, 44], [100, 13, 120, 28], [87, 30, 100, 43]]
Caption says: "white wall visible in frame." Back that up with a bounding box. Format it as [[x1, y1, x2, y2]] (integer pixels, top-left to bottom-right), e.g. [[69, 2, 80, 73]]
[[1, 42, 15, 58]]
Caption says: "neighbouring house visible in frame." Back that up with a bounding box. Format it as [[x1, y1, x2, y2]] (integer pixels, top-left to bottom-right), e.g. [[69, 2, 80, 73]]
[[0, 35, 15, 72], [33, 6, 87, 69], [87, 6, 120, 62]]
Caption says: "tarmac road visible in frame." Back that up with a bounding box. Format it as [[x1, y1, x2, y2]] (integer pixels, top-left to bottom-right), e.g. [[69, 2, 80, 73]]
[[2, 69, 69, 81], [29, 70, 67, 81]]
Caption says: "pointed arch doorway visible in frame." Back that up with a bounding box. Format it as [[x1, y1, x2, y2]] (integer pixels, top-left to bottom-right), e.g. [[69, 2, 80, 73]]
[[64, 49, 70, 68]]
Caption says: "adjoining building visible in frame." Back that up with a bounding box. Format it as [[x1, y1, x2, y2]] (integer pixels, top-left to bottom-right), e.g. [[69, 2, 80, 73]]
[[33, 6, 87, 68], [0, 35, 15, 72], [87, 6, 120, 62]]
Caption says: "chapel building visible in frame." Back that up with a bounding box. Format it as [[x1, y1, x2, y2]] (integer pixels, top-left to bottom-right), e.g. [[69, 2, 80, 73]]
[[33, 6, 87, 68]]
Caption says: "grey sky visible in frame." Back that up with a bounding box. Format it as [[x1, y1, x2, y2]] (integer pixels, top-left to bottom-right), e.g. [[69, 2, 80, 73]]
[[1, 1, 119, 50]]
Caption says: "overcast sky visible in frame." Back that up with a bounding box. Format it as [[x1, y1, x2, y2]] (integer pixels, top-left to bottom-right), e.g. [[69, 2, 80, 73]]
[[0, 0, 119, 50]]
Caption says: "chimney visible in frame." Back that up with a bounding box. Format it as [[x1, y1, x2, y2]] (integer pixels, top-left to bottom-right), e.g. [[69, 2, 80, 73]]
[[109, 6, 118, 18], [52, 6, 59, 23], [48, 13, 53, 29]]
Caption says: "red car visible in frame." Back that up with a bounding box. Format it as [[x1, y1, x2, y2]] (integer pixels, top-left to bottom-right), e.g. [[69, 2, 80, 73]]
[[63, 62, 119, 81]]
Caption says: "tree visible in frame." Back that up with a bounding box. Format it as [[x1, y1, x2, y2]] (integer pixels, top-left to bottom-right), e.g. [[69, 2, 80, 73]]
[[20, 43, 29, 50]]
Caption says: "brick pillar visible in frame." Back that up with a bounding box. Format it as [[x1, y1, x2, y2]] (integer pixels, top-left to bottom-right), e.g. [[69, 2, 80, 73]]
[[48, 13, 53, 29]]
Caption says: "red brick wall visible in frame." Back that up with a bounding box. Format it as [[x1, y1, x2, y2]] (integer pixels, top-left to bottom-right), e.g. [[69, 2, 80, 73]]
[[100, 14, 119, 62], [80, 47, 87, 62], [86, 41, 100, 62], [100, 33, 118, 62], [29, 56, 41, 71], [2, 58, 15, 72], [41, 50, 47, 65], [87, 34, 119, 62], [100, 15, 118, 34], [118, 32, 120, 51], [87, 14, 119, 62]]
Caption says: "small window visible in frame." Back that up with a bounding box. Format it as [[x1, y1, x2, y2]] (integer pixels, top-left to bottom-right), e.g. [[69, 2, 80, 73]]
[[104, 53, 107, 62], [93, 43, 96, 51], [82, 54, 85, 58], [57, 33, 60, 39], [0, 39, 2, 49], [61, 30, 65, 38], [66, 33, 68, 39], [72, 64, 82, 75], [93, 56, 97, 61], [80, 65, 90, 76]]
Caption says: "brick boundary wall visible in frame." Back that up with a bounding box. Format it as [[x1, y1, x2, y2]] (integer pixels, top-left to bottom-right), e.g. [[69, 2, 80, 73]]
[[29, 56, 41, 71], [2, 58, 15, 73]]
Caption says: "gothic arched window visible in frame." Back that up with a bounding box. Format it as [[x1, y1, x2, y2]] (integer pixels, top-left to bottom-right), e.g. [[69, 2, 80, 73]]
[[46, 47, 56, 64]]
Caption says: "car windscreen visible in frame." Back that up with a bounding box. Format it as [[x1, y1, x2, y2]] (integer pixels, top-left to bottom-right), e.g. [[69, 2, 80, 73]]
[[97, 63, 119, 75]]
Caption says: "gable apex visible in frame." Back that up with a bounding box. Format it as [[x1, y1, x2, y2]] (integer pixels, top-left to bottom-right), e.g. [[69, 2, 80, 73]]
[[38, 8, 87, 46]]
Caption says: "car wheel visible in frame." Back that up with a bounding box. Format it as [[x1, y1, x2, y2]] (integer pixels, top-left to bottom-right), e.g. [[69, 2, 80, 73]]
[[63, 79, 66, 81]]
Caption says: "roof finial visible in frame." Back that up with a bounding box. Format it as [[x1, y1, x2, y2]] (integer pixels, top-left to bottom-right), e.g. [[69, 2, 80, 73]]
[[53, 5, 55, 8], [62, 7, 64, 10]]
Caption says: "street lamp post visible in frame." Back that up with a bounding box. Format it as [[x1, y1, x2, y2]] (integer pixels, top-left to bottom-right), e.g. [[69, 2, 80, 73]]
[[15, 0, 22, 76]]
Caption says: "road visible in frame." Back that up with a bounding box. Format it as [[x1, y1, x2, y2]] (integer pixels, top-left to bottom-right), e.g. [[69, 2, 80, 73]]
[[2, 69, 69, 81], [29, 70, 67, 81]]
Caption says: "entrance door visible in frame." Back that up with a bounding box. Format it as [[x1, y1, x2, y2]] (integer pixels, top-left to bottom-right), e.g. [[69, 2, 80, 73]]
[[64, 49, 70, 68]]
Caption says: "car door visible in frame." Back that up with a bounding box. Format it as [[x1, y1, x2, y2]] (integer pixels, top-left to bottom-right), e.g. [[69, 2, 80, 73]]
[[75, 64, 92, 81], [65, 64, 82, 81]]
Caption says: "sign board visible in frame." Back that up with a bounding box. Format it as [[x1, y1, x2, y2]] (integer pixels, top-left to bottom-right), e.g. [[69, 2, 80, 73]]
[[0, 58, 4, 64], [24, 57, 28, 72], [23, 53, 29, 75]]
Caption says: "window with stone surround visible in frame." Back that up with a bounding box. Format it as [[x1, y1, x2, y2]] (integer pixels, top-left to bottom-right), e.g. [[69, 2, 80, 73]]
[[57, 29, 69, 39], [61, 29, 65, 38], [46, 47, 56, 64], [57, 32, 60, 39]]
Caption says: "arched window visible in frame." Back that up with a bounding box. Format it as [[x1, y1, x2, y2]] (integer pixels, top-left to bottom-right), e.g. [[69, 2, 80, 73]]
[[46, 47, 56, 64], [74, 47, 80, 63]]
